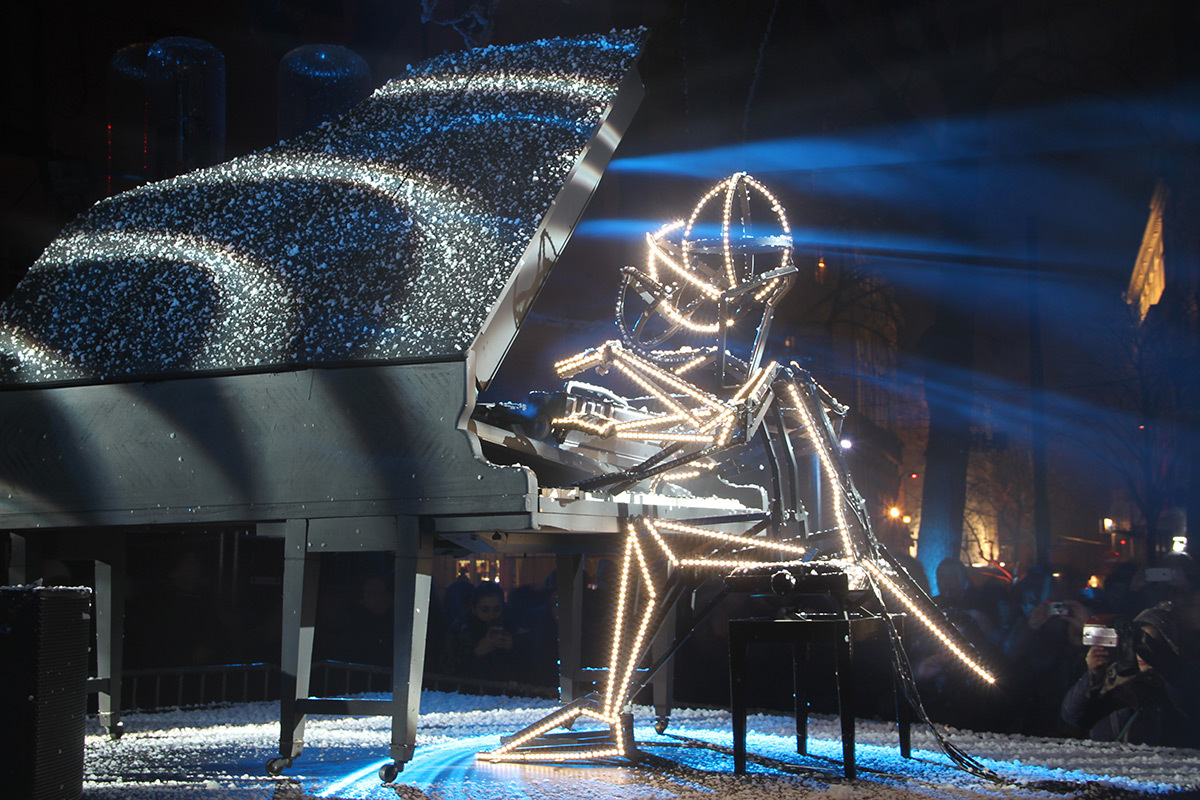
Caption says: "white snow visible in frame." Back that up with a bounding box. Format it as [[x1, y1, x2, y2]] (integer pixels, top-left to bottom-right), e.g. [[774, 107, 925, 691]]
[[81, 690, 1200, 799]]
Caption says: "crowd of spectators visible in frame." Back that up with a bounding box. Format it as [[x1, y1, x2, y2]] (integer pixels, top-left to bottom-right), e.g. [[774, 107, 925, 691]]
[[903, 552, 1200, 745]]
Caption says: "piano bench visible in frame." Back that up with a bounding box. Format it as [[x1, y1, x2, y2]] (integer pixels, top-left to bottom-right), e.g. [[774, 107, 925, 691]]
[[728, 612, 911, 779]]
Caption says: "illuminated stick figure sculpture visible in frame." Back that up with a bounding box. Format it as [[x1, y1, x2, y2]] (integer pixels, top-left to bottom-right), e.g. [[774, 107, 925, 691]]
[[482, 174, 997, 775]]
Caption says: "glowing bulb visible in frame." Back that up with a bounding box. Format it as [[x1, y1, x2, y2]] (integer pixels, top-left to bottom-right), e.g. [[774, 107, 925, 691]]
[[889, 507, 901, 519]]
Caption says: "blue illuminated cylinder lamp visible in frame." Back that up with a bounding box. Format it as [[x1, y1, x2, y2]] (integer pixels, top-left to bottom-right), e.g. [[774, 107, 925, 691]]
[[146, 37, 226, 181], [277, 45, 373, 142], [106, 43, 151, 196]]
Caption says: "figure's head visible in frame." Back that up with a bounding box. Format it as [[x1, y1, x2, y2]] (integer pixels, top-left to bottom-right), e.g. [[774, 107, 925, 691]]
[[471, 581, 505, 623], [617, 172, 794, 369]]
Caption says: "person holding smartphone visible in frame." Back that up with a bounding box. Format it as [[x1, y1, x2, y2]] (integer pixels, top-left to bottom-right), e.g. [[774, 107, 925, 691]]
[[443, 581, 519, 682]]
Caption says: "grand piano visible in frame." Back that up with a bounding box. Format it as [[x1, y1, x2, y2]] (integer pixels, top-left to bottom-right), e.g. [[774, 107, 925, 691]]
[[0, 29, 770, 778]]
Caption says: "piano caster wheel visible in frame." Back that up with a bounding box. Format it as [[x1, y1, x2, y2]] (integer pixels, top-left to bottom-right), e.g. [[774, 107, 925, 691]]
[[265, 757, 293, 776], [653, 716, 669, 735], [104, 721, 125, 740], [378, 762, 401, 783]]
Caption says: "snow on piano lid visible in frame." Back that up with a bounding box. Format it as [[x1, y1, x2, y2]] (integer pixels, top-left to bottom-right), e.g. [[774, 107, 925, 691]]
[[0, 29, 646, 385]]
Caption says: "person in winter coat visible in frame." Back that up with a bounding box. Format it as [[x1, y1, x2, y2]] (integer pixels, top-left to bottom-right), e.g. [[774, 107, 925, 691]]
[[1060, 602, 1200, 747]]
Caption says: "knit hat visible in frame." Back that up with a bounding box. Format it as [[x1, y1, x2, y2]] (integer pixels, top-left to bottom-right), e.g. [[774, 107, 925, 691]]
[[1132, 601, 1180, 654]]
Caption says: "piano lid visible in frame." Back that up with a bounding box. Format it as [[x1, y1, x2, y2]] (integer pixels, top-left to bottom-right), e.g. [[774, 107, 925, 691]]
[[0, 29, 646, 387]]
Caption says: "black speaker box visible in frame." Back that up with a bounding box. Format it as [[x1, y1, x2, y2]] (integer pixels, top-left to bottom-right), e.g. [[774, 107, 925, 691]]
[[0, 586, 92, 800]]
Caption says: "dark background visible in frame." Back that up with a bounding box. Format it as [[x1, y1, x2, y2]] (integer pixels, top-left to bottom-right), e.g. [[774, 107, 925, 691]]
[[2, 0, 1198, 682]]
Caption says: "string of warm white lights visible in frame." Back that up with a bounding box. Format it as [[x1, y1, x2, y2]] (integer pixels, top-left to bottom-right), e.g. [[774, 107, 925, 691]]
[[483, 172, 995, 765], [863, 560, 996, 685], [783, 379, 996, 686]]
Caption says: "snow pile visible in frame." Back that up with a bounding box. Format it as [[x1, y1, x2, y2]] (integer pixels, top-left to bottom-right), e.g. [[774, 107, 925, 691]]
[[80, 690, 1200, 799]]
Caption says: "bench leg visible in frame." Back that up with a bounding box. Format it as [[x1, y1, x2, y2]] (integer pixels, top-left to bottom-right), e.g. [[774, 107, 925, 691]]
[[834, 622, 856, 779], [793, 642, 808, 755]]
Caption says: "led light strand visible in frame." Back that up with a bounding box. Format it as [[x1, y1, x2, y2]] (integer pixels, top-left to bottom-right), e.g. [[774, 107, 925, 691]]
[[646, 232, 722, 299], [655, 301, 721, 334], [602, 534, 636, 713], [485, 705, 586, 757], [614, 351, 726, 421], [863, 560, 996, 685], [615, 348, 725, 413], [613, 412, 686, 433], [607, 536, 659, 717], [552, 415, 616, 437], [786, 382, 856, 559], [720, 172, 744, 287], [673, 353, 710, 376], [554, 348, 604, 377], [616, 430, 714, 443], [677, 558, 805, 569], [610, 360, 699, 425], [753, 277, 782, 302], [644, 521, 679, 566], [656, 520, 808, 556], [683, 177, 733, 244], [659, 468, 701, 481]]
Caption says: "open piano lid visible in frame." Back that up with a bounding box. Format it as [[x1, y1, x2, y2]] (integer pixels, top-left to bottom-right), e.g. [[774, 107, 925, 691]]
[[0, 29, 647, 388]]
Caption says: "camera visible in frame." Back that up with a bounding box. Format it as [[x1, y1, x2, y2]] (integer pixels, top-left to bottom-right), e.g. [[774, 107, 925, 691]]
[[1082, 623, 1118, 648], [1081, 617, 1143, 675], [1048, 601, 1071, 616]]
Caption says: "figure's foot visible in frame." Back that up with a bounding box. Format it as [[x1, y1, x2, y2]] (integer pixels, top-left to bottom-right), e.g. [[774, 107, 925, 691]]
[[481, 694, 635, 763]]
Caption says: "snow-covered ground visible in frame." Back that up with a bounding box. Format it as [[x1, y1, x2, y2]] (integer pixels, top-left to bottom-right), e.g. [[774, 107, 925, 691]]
[[82, 691, 1200, 799]]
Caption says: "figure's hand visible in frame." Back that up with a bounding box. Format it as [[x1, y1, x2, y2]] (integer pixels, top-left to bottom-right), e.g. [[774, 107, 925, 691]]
[[1085, 645, 1113, 676]]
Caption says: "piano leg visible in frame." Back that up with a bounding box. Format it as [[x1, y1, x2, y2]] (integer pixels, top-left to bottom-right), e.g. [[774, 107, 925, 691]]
[[554, 553, 585, 702], [380, 518, 432, 782], [94, 534, 126, 739], [272, 519, 320, 774], [8, 531, 40, 585]]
